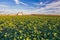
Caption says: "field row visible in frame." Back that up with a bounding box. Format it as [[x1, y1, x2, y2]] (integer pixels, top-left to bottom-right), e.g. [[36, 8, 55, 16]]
[[0, 16, 60, 40]]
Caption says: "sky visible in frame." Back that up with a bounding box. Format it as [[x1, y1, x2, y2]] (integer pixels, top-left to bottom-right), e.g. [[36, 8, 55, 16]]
[[0, 0, 60, 14]]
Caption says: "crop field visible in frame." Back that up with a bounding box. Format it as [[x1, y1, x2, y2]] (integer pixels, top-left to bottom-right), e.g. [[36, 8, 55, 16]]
[[0, 15, 60, 40]]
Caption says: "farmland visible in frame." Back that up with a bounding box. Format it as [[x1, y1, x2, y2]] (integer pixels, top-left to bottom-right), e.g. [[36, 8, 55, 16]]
[[0, 15, 60, 40]]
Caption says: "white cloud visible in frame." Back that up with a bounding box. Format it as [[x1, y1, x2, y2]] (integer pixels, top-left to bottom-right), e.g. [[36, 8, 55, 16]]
[[14, 0, 20, 4], [0, 4, 8, 8], [14, 0, 28, 6], [20, 2, 28, 6], [33, 2, 45, 6], [33, 1, 60, 14], [45, 1, 60, 8], [39, 2, 44, 5]]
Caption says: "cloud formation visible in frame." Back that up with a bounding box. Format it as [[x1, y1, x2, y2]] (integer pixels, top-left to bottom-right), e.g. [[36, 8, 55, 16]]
[[33, 1, 60, 14], [0, 4, 8, 8], [20, 2, 28, 6], [0, 0, 60, 14], [14, 0, 20, 4], [14, 0, 28, 6]]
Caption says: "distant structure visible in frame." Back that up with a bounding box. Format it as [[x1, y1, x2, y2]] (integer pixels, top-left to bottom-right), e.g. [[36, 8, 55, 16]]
[[17, 12, 23, 15]]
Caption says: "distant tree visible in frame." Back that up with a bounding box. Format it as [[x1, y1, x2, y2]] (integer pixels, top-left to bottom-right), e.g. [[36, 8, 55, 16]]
[[17, 12, 23, 15]]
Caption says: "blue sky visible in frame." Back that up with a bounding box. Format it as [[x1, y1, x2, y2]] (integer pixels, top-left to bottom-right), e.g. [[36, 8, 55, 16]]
[[0, 0, 60, 14]]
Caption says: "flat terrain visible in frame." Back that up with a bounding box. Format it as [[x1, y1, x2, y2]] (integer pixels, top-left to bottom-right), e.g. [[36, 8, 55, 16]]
[[0, 15, 60, 40]]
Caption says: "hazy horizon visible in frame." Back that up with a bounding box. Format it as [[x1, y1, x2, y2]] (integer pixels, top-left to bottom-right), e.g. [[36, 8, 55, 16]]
[[0, 0, 60, 14]]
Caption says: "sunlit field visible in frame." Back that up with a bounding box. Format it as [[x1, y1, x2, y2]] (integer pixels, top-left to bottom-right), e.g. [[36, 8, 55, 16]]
[[0, 15, 60, 40]]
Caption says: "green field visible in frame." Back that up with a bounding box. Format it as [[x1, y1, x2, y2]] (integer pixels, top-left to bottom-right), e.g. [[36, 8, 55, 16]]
[[0, 15, 60, 40]]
